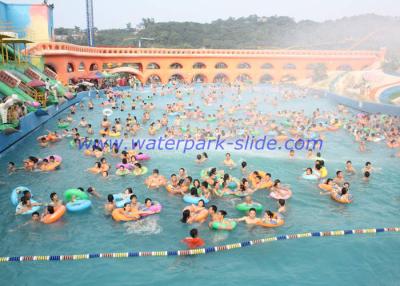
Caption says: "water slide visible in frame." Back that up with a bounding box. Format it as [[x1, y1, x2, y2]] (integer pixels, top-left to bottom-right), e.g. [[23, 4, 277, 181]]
[[0, 81, 34, 102]]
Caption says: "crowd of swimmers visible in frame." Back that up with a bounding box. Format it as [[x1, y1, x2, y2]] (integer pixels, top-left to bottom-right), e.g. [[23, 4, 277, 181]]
[[7, 82, 393, 249]]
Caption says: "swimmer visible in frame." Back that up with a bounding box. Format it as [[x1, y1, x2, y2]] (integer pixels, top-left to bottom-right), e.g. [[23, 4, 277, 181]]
[[8, 162, 17, 174], [117, 203, 140, 220], [333, 170, 345, 186], [345, 160, 356, 174], [363, 171, 370, 181], [104, 194, 116, 214], [181, 228, 205, 249], [87, 162, 102, 174], [16, 197, 41, 215], [260, 210, 283, 226], [41, 205, 55, 222], [31, 211, 40, 222], [177, 168, 187, 180], [223, 153, 236, 168], [277, 199, 286, 213], [50, 192, 63, 208], [209, 210, 235, 230], [87, 124, 94, 135], [145, 169, 167, 189], [87, 187, 101, 198], [234, 208, 261, 224], [240, 161, 248, 176], [362, 162, 374, 173], [289, 149, 295, 158], [195, 152, 208, 164]]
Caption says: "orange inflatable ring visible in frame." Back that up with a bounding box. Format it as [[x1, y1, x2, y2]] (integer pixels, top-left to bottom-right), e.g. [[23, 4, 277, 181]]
[[248, 171, 266, 185], [318, 183, 333, 192], [166, 185, 177, 193], [256, 218, 285, 228], [42, 205, 66, 224], [191, 209, 209, 223], [111, 208, 139, 222], [40, 162, 61, 171], [331, 193, 352, 204]]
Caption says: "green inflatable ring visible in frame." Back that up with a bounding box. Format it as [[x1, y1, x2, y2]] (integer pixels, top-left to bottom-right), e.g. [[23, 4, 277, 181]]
[[207, 118, 217, 122], [116, 169, 130, 176], [251, 130, 261, 136], [64, 188, 89, 202], [58, 122, 70, 129], [211, 221, 237, 230], [235, 203, 263, 212], [132, 166, 148, 176]]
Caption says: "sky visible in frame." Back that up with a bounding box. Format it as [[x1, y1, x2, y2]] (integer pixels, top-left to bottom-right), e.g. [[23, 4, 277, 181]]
[[9, 0, 400, 29]]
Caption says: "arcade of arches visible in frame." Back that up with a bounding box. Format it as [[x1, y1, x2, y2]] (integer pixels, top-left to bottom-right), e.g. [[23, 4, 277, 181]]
[[30, 42, 386, 84]]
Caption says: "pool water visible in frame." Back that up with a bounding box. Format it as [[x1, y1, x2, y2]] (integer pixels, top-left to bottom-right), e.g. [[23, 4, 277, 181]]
[[0, 85, 399, 285]]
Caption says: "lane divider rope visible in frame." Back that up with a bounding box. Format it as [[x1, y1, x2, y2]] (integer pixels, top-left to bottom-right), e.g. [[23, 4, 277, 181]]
[[1, 227, 398, 263]]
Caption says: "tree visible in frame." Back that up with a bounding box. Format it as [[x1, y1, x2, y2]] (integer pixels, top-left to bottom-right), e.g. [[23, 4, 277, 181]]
[[126, 23, 132, 30], [74, 26, 80, 33], [310, 63, 328, 82]]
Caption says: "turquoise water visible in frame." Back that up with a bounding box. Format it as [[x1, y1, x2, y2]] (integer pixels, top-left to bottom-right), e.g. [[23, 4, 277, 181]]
[[0, 85, 399, 285]]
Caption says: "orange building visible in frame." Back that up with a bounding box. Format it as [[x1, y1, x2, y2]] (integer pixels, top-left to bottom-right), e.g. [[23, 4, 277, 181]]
[[29, 42, 386, 84]]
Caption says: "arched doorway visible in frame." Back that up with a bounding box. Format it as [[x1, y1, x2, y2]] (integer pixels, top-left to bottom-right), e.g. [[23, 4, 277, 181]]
[[169, 74, 185, 82], [213, 73, 229, 83], [89, 63, 99, 71], [259, 74, 273, 83], [192, 74, 207, 83], [146, 75, 162, 84], [67, 63, 75, 73], [236, 74, 252, 83]]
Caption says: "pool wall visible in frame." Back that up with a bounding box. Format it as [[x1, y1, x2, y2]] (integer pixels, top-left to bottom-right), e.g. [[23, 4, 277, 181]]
[[0, 86, 132, 154], [327, 92, 400, 116]]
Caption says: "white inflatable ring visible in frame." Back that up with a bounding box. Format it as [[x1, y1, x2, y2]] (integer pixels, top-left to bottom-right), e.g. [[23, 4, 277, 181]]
[[103, 108, 113, 117]]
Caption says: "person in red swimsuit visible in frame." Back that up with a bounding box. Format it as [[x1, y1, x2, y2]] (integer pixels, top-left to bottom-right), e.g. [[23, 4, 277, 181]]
[[181, 228, 205, 249]]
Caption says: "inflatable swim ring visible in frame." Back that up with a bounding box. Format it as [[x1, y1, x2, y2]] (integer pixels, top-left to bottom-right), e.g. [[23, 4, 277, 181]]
[[302, 172, 319, 180], [331, 192, 352, 204], [132, 166, 148, 176], [183, 195, 209, 204], [109, 132, 121, 137], [42, 205, 66, 224], [64, 189, 89, 202], [235, 202, 263, 212], [113, 194, 131, 208], [190, 209, 209, 223], [66, 199, 92, 212], [116, 163, 134, 170], [111, 208, 139, 222], [139, 202, 162, 217], [11, 186, 32, 206], [135, 154, 150, 161], [270, 189, 292, 200], [102, 108, 113, 117], [57, 122, 69, 129], [211, 220, 237, 230], [15, 199, 41, 215], [256, 218, 285, 228], [116, 169, 131, 176], [318, 183, 333, 192]]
